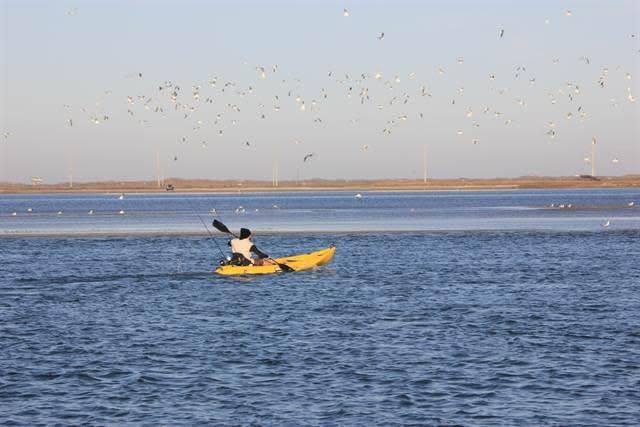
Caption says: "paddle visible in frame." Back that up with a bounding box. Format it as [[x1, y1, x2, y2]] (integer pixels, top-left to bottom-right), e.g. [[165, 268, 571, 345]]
[[212, 219, 236, 237], [212, 219, 294, 272]]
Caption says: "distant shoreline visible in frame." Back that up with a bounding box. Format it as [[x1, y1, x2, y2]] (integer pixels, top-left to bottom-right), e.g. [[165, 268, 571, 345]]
[[1, 176, 639, 194]]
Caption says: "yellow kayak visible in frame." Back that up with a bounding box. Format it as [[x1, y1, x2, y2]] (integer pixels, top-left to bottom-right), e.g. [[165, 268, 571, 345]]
[[214, 246, 336, 276]]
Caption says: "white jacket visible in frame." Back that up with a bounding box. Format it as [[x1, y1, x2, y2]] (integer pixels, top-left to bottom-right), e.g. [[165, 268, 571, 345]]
[[230, 238, 255, 263]]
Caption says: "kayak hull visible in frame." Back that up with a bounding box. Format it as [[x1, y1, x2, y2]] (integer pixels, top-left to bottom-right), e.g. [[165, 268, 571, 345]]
[[214, 246, 336, 276]]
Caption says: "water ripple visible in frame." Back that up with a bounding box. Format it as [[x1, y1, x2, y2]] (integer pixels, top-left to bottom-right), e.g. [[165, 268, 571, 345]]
[[1, 229, 639, 425]]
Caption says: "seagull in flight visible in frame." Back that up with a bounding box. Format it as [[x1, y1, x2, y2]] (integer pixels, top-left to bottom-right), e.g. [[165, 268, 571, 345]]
[[377, 32, 385, 40], [303, 153, 315, 162]]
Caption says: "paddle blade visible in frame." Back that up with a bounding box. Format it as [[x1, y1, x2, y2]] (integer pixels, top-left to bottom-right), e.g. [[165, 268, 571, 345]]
[[277, 262, 295, 272], [267, 257, 294, 272], [212, 219, 231, 234]]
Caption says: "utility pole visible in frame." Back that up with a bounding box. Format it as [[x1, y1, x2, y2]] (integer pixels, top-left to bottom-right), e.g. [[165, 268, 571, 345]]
[[591, 137, 596, 177], [161, 160, 165, 188], [423, 145, 427, 183], [156, 151, 161, 187], [69, 153, 73, 188], [272, 160, 279, 187], [1, 143, 6, 183]]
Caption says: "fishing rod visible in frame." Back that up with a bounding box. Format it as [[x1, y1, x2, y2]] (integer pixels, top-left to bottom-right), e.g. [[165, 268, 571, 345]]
[[184, 196, 227, 260]]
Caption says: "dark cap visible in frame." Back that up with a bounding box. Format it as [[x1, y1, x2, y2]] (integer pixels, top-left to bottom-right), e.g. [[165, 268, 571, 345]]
[[240, 228, 251, 239]]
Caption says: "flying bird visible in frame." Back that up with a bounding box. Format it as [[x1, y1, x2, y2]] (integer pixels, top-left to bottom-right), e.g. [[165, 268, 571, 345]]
[[343, 8, 349, 17], [303, 153, 315, 162], [499, 29, 504, 38], [377, 32, 385, 40]]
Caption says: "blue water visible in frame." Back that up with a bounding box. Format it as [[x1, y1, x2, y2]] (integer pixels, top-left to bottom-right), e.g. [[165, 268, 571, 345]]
[[1, 189, 639, 425], [1, 188, 639, 235]]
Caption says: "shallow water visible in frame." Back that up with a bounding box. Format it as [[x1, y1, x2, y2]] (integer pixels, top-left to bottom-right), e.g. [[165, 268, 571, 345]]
[[1, 190, 639, 425], [1, 188, 639, 235]]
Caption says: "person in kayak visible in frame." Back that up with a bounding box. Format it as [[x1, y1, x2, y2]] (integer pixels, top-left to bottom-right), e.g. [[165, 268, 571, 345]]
[[228, 228, 272, 266]]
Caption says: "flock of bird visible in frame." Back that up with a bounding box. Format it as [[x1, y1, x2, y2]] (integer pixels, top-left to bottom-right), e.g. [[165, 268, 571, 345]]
[[1, 6, 637, 179]]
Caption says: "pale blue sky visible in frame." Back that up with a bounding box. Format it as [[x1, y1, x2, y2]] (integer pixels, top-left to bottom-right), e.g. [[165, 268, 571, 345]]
[[1, 0, 638, 183]]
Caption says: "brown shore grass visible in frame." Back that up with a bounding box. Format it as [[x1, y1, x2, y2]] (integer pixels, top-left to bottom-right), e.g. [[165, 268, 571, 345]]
[[1, 175, 639, 194]]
